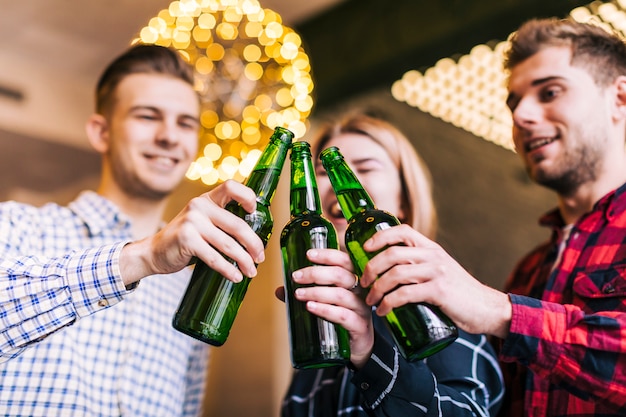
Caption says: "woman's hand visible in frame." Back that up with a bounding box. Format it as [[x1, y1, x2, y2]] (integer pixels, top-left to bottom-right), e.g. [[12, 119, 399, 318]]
[[276, 248, 375, 369]]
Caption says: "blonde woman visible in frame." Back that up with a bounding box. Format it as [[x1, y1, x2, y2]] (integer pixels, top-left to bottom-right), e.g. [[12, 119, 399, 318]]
[[279, 113, 504, 416]]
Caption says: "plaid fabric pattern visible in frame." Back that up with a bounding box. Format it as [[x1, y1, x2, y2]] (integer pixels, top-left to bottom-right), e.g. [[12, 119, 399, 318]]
[[499, 182, 626, 416], [282, 316, 504, 416], [0, 191, 209, 417]]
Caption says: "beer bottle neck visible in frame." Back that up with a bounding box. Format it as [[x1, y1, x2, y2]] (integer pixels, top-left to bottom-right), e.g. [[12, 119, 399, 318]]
[[335, 186, 374, 221], [289, 145, 322, 216], [245, 166, 284, 206], [245, 128, 292, 205], [320, 147, 376, 221]]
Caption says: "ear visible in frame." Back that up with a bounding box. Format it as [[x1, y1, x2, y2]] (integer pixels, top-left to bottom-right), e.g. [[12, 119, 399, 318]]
[[85, 113, 110, 154], [612, 75, 626, 121]]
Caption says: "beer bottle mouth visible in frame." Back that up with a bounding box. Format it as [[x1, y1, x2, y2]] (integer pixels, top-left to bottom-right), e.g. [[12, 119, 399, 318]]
[[274, 126, 295, 144], [290, 141, 312, 159], [320, 146, 343, 169]]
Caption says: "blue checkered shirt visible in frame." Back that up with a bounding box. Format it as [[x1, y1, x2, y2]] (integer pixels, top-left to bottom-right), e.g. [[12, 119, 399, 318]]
[[0, 191, 209, 416]]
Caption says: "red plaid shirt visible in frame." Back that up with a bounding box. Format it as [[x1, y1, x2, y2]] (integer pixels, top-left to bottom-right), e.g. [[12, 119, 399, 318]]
[[498, 182, 626, 417]]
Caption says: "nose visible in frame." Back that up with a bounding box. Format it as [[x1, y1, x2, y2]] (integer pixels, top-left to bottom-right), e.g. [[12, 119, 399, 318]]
[[155, 119, 180, 146], [511, 96, 541, 130]]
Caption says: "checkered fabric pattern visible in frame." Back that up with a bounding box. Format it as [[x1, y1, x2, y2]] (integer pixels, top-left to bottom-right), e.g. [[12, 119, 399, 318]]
[[0, 191, 209, 416], [281, 316, 504, 416], [499, 182, 626, 416]]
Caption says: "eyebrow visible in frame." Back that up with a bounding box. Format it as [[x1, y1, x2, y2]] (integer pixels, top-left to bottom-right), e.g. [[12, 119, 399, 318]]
[[506, 75, 565, 109], [351, 157, 385, 166], [130, 105, 200, 124]]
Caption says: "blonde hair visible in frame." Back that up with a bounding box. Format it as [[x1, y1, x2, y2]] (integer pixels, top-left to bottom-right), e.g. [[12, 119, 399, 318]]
[[311, 113, 437, 239]]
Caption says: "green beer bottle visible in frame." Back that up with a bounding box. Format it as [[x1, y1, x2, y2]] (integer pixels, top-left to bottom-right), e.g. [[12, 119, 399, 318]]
[[319, 146, 458, 361], [172, 126, 293, 346], [280, 141, 350, 369]]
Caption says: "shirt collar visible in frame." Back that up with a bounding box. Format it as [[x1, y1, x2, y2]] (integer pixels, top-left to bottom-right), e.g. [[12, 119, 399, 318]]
[[539, 181, 626, 231], [68, 190, 132, 236]]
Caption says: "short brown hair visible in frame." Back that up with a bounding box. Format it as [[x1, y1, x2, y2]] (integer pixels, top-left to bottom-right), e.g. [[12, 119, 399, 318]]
[[504, 18, 626, 87], [95, 44, 196, 116], [311, 113, 437, 239]]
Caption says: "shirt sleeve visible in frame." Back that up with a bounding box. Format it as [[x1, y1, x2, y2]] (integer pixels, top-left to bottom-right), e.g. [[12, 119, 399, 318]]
[[353, 330, 504, 416], [501, 293, 626, 411], [0, 242, 133, 362]]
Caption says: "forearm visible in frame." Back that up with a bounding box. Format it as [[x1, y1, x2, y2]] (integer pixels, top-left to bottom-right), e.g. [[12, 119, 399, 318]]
[[119, 238, 156, 286]]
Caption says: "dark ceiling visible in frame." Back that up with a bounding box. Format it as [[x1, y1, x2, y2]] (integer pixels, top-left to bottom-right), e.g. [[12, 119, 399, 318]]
[[295, 0, 592, 108]]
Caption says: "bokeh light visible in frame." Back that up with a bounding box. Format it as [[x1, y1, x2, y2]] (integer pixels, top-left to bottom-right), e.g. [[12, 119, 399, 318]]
[[134, 0, 313, 185]]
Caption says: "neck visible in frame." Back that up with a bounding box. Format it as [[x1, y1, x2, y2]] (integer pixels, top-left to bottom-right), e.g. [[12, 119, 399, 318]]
[[557, 155, 626, 225], [97, 184, 168, 240]]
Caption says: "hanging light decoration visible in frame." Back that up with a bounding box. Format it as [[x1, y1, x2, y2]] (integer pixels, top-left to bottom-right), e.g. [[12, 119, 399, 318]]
[[134, 0, 314, 185], [392, 42, 512, 150], [392, 0, 626, 152]]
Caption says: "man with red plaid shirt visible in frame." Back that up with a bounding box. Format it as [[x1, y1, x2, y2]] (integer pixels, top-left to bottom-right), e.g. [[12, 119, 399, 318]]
[[355, 17, 626, 416]]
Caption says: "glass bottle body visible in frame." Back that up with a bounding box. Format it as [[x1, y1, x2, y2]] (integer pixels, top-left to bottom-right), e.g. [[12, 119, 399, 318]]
[[321, 146, 458, 361], [345, 206, 458, 361], [281, 141, 350, 368], [173, 201, 272, 346], [281, 201, 350, 368], [172, 127, 292, 345]]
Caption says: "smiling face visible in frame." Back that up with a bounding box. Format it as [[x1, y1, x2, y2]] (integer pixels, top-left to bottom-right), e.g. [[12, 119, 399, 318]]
[[315, 132, 404, 249], [506, 46, 613, 195], [100, 73, 200, 201]]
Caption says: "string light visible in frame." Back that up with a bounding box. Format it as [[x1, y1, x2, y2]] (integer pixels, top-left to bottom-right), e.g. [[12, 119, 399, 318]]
[[134, 0, 313, 185]]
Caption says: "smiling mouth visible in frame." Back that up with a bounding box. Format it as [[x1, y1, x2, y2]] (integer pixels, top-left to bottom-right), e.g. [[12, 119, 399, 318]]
[[146, 155, 179, 167], [526, 136, 556, 152]]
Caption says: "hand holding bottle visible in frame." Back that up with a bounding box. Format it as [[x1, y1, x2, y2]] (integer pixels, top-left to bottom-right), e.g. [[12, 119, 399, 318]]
[[288, 247, 376, 369], [320, 146, 458, 361], [280, 141, 351, 369], [119, 179, 264, 286], [359, 224, 513, 339], [173, 126, 293, 346]]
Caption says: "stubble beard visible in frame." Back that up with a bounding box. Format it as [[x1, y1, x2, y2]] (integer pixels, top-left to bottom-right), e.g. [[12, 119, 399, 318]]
[[529, 134, 604, 196], [109, 150, 174, 202], [113, 164, 172, 201]]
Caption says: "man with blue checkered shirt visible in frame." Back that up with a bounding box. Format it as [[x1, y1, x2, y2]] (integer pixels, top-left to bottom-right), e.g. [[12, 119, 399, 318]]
[[0, 44, 266, 416]]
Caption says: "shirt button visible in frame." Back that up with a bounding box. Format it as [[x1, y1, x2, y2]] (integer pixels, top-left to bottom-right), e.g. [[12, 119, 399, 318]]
[[360, 382, 370, 390], [98, 299, 109, 307], [603, 284, 616, 294]]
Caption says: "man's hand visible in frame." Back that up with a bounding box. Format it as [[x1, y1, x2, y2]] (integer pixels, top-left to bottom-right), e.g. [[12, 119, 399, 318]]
[[120, 180, 265, 286], [360, 224, 512, 339]]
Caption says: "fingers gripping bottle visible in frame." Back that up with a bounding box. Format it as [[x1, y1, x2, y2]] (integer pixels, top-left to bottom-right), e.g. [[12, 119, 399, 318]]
[[319, 146, 458, 361], [173, 127, 293, 346], [280, 141, 350, 368]]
